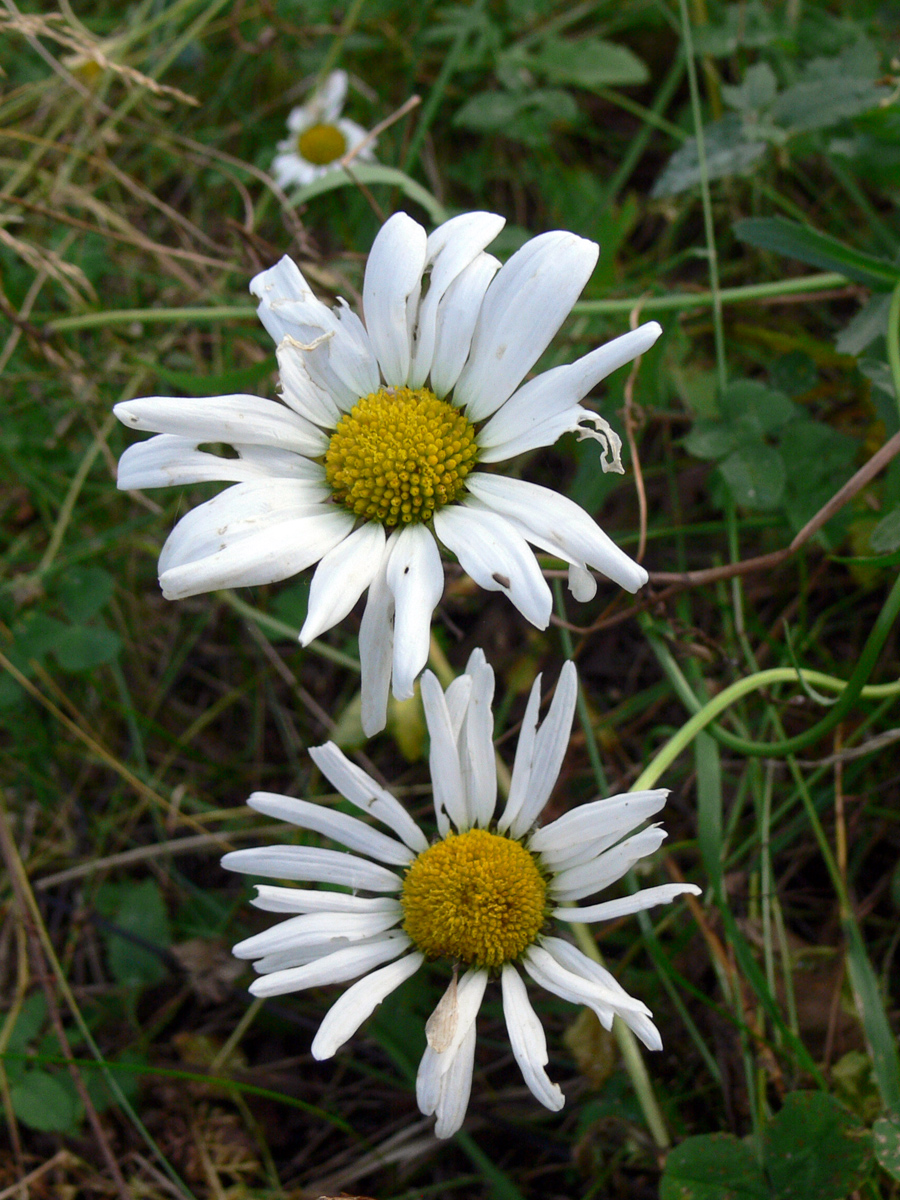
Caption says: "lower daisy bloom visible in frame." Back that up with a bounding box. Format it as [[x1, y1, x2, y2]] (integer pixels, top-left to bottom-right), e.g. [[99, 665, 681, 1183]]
[[271, 69, 375, 190], [222, 652, 699, 1138], [115, 209, 661, 735]]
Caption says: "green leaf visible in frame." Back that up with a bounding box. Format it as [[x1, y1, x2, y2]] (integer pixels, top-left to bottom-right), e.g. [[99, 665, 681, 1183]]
[[56, 566, 114, 623], [5, 992, 47, 1054], [869, 506, 900, 554], [721, 63, 777, 114], [660, 1133, 768, 1200], [683, 420, 743, 461], [97, 879, 171, 988], [288, 163, 448, 225], [733, 218, 900, 290], [718, 380, 795, 435], [527, 34, 649, 90], [873, 1115, 900, 1181], [453, 87, 578, 144], [763, 1092, 872, 1199], [53, 623, 122, 672], [770, 42, 890, 134], [653, 115, 767, 198], [10, 1070, 82, 1133], [719, 444, 786, 510], [145, 356, 276, 396]]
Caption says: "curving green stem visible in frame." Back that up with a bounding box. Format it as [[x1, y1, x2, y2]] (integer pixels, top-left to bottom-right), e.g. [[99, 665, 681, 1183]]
[[889, 278, 900, 423], [640, 572, 900, 780]]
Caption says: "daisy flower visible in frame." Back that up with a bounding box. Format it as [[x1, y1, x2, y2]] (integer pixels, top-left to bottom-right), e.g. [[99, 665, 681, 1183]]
[[270, 69, 375, 190], [114, 211, 661, 733], [222, 651, 699, 1139]]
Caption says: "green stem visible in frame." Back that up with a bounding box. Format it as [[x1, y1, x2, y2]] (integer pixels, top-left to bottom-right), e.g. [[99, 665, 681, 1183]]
[[640, 571, 900, 769], [677, 0, 726, 390], [570, 922, 670, 1149], [888, 279, 900, 423]]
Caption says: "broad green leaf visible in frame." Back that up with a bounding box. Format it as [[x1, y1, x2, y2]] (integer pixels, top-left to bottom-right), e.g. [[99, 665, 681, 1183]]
[[691, 0, 781, 57], [733, 218, 900, 290], [719, 444, 786, 510], [835, 294, 892, 356], [873, 1115, 900, 1181], [454, 87, 578, 144], [683, 420, 742, 461], [5, 992, 47, 1054], [289, 163, 448, 225], [771, 41, 890, 134], [528, 34, 649, 90], [10, 1070, 82, 1133], [98, 878, 171, 988], [870, 505, 900, 554], [660, 1133, 768, 1200], [57, 566, 114, 623], [53, 623, 122, 672], [718, 380, 794, 435], [652, 115, 767, 197], [763, 1091, 872, 1199], [721, 63, 777, 114]]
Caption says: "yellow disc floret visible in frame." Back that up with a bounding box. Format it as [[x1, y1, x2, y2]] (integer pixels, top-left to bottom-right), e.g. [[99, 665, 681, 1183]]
[[324, 386, 478, 526], [400, 828, 548, 968], [297, 123, 347, 165]]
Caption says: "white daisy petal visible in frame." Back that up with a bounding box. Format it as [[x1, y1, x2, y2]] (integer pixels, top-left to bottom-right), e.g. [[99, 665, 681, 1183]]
[[358, 534, 395, 737], [159, 504, 354, 600], [554, 882, 702, 923], [453, 231, 600, 422], [386, 524, 444, 700], [505, 660, 577, 840], [550, 826, 668, 902], [433, 505, 552, 629], [251, 886, 400, 915], [312, 952, 425, 1059], [501, 965, 564, 1112], [417, 968, 487, 1134], [540, 937, 662, 1050], [568, 563, 597, 602], [301, 521, 386, 646], [316, 69, 348, 123], [117, 435, 277, 490], [221, 845, 402, 892], [114, 394, 327, 457], [497, 671, 542, 835], [246, 791, 413, 866], [529, 790, 670, 860], [444, 674, 473, 743], [308, 742, 429, 853], [478, 323, 663, 460], [464, 473, 648, 594], [408, 212, 506, 388], [271, 151, 318, 190], [276, 340, 342, 426], [420, 669, 468, 833], [236, 444, 325, 480], [429, 251, 501, 398], [233, 908, 402, 960], [363, 212, 428, 386], [250, 930, 411, 997], [457, 651, 497, 827], [522, 942, 650, 1028]]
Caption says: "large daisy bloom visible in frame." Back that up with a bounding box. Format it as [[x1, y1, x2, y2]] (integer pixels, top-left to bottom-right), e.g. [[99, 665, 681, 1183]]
[[115, 211, 662, 734], [271, 69, 375, 190], [222, 651, 699, 1139]]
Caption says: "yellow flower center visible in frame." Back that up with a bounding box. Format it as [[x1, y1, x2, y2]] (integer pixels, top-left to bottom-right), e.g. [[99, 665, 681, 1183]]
[[400, 828, 548, 968], [324, 386, 478, 526], [297, 123, 347, 165]]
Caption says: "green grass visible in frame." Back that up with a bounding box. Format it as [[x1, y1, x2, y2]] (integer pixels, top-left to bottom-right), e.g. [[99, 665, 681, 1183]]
[[2, 0, 900, 1196]]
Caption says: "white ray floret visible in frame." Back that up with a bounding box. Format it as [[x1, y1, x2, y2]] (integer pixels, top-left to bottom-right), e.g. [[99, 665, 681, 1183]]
[[270, 69, 376, 191], [222, 651, 699, 1139], [115, 210, 662, 734]]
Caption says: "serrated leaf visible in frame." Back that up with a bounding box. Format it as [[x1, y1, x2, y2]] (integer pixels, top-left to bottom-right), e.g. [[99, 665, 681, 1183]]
[[454, 87, 578, 134], [10, 1070, 82, 1133], [660, 1133, 768, 1200], [721, 63, 777, 114], [652, 115, 767, 197], [719, 444, 786, 510], [53, 623, 122, 672], [691, 1, 781, 57], [734, 218, 900, 290], [873, 1115, 900, 1181], [763, 1091, 872, 1200], [528, 34, 649, 90]]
